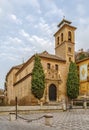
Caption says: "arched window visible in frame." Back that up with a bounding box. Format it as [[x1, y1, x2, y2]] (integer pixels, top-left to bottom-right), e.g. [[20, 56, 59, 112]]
[[47, 63, 50, 69], [55, 64, 58, 70], [61, 33, 63, 42], [57, 36, 59, 45], [68, 31, 72, 41], [69, 57, 72, 62]]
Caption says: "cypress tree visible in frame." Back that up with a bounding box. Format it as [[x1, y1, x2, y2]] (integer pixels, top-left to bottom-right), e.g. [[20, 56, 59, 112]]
[[31, 54, 45, 100], [67, 61, 79, 99]]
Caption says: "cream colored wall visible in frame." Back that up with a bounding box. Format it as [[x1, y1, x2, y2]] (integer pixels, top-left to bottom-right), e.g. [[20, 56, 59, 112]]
[[66, 42, 75, 62], [65, 26, 75, 43], [6, 57, 68, 104], [41, 58, 68, 101], [16, 57, 68, 103], [55, 43, 66, 59], [59, 63, 69, 97], [16, 61, 34, 82], [55, 25, 75, 63], [55, 28, 66, 47], [6, 69, 18, 104], [41, 58, 61, 72], [15, 76, 31, 100]]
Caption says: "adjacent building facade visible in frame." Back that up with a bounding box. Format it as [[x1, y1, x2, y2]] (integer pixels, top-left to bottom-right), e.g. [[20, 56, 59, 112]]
[[5, 19, 76, 105], [77, 58, 89, 96]]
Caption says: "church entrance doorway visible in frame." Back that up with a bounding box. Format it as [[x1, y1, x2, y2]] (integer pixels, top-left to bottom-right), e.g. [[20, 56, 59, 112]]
[[49, 84, 57, 101]]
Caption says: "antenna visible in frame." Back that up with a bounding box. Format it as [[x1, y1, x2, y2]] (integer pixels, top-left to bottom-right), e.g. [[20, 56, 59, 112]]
[[63, 16, 65, 19]]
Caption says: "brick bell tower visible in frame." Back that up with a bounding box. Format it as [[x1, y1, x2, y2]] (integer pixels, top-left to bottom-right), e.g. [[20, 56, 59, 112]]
[[54, 18, 77, 63]]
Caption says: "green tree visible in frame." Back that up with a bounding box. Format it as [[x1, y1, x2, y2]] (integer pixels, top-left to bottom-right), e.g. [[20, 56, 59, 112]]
[[31, 54, 45, 100], [79, 53, 87, 60], [67, 61, 79, 99]]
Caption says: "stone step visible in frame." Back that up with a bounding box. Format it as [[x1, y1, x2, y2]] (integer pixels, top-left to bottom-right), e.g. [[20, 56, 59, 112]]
[[44, 102, 62, 106]]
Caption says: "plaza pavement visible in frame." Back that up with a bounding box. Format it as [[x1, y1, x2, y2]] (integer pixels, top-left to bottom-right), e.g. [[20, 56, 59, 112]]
[[0, 109, 89, 130]]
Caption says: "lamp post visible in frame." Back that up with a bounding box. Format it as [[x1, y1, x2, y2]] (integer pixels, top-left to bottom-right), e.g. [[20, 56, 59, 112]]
[[15, 97, 18, 119]]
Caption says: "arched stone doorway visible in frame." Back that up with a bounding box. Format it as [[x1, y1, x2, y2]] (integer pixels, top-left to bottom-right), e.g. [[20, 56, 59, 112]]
[[49, 84, 57, 101]]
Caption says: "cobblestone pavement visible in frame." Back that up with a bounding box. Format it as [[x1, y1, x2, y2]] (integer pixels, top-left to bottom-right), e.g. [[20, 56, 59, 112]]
[[1, 109, 89, 130]]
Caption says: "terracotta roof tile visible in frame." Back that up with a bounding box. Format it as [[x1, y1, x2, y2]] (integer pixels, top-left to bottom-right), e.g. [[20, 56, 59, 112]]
[[38, 51, 66, 62]]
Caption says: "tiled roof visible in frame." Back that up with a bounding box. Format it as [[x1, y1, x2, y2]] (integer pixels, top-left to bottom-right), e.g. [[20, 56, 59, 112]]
[[7, 51, 66, 77], [38, 51, 66, 62], [57, 19, 71, 28], [6, 64, 24, 78]]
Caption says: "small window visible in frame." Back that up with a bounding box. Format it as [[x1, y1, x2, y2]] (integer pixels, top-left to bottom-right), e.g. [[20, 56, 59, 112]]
[[47, 63, 50, 69], [69, 57, 71, 62], [61, 33, 63, 42], [88, 64, 89, 70], [68, 47, 71, 52], [68, 31, 72, 41], [55, 64, 58, 70], [57, 36, 59, 45]]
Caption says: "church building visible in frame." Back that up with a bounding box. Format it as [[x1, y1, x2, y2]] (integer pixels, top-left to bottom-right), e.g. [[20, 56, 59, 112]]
[[5, 19, 76, 105]]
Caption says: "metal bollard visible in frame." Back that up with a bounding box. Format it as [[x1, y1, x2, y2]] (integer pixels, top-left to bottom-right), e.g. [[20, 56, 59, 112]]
[[44, 114, 53, 126], [9, 112, 16, 121]]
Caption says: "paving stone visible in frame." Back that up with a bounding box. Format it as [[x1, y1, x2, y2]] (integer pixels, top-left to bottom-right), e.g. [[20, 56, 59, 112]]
[[1, 109, 89, 130]]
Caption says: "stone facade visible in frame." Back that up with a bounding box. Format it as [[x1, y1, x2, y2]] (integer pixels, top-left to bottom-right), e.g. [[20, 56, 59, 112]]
[[5, 19, 76, 105]]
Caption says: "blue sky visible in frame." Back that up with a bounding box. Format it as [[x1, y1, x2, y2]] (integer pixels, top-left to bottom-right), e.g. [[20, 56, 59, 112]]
[[0, 0, 89, 89]]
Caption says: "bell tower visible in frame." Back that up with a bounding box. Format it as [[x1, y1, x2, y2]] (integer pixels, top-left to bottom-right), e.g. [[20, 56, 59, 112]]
[[54, 19, 76, 63]]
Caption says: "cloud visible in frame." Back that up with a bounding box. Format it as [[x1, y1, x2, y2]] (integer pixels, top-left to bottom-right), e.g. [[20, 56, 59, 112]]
[[0, 35, 38, 64], [45, 7, 64, 18], [0, 37, 23, 49], [9, 14, 22, 24], [76, 4, 86, 16], [0, 37, 24, 58], [9, 37, 22, 44], [42, 1, 64, 19], [0, 52, 8, 57], [78, 17, 89, 26], [25, 15, 36, 23], [19, 29, 54, 54], [34, 17, 53, 37], [0, 8, 2, 14], [0, 0, 12, 15], [20, 30, 30, 39], [18, 0, 40, 9], [75, 19, 89, 51], [11, 0, 41, 14]]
